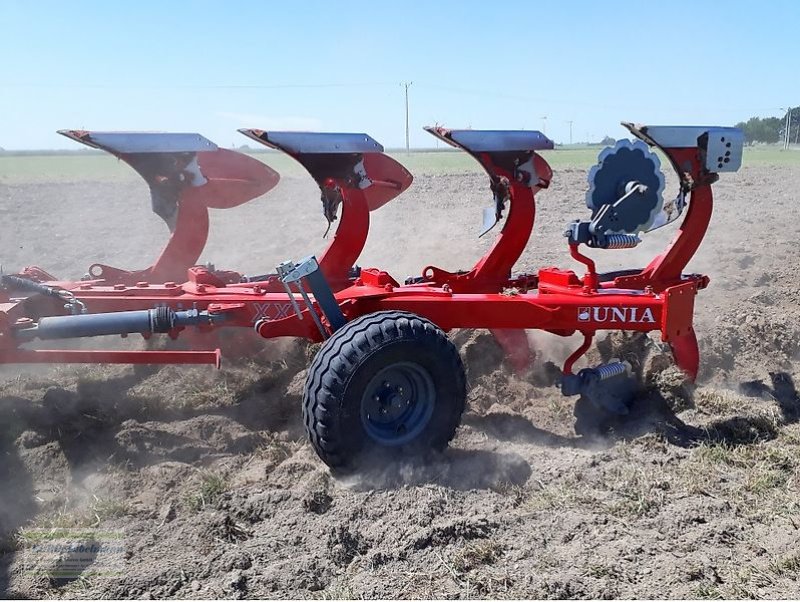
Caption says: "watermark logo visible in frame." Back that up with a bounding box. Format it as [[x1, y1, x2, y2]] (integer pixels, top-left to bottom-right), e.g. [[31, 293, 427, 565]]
[[252, 302, 293, 321], [18, 529, 126, 580]]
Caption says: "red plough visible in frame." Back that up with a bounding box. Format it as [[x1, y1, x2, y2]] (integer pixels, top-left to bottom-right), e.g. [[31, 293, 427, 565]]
[[1, 123, 743, 470]]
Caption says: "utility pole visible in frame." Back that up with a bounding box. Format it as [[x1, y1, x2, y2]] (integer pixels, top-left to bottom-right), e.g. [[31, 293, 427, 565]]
[[403, 81, 413, 154], [787, 107, 793, 150], [783, 106, 791, 150], [565, 120, 573, 145], [541, 115, 547, 135], [796, 113, 799, 145]]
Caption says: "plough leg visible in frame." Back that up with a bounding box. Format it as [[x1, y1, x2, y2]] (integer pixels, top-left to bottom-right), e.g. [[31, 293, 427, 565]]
[[489, 328, 533, 374], [669, 329, 699, 381]]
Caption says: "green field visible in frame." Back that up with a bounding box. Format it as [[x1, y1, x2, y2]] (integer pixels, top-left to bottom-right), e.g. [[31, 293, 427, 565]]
[[0, 146, 796, 184]]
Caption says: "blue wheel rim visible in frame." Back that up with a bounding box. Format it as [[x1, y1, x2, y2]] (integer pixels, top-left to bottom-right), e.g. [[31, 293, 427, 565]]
[[360, 361, 436, 446]]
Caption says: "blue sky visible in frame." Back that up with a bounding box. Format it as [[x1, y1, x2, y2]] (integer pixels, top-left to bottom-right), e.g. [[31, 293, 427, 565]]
[[1, 0, 798, 149]]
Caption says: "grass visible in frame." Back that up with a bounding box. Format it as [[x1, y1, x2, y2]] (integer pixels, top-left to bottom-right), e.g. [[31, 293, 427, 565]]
[[693, 582, 725, 599], [525, 478, 598, 512], [451, 540, 503, 573], [770, 552, 800, 577], [680, 436, 800, 525], [89, 496, 132, 522], [313, 581, 358, 600], [693, 441, 796, 472], [2, 145, 797, 184], [584, 563, 625, 580], [20, 495, 133, 533], [605, 467, 671, 518], [694, 389, 751, 415], [183, 471, 228, 512], [691, 553, 800, 600], [0, 153, 137, 184]]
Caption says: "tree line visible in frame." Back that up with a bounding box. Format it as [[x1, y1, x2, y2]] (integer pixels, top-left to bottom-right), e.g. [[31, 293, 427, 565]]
[[735, 107, 800, 144]]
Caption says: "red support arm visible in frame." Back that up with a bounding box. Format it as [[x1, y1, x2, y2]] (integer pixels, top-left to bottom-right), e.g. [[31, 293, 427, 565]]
[[317, 187, 370, 289], [613, 184, 714, 291]]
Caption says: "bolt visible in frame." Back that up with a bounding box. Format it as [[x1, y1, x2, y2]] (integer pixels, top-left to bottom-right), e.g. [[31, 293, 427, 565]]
[[136, 281, 149, 288]]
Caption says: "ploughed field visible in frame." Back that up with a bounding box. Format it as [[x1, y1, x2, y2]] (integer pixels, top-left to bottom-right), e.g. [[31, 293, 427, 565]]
[[0, 149, 799, 598]]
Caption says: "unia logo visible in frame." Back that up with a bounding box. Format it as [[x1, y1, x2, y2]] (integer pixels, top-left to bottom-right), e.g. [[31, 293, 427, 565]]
[[577, 306, 656, 323]]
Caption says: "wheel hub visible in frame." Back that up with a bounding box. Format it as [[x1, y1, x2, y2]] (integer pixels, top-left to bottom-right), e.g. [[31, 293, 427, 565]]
[[360, 362, 436, 446]]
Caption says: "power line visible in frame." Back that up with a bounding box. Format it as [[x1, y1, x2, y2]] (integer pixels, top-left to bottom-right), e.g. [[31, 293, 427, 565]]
[[0, 81, 397, 90], [412, 83, 785, 115]]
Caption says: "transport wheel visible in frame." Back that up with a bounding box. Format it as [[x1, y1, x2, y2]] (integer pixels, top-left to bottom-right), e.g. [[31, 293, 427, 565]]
[[303, 311, 466, 470]]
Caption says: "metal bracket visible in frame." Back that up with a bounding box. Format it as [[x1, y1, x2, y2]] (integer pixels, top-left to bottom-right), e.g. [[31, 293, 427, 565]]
[[276, 256, 347, 338]]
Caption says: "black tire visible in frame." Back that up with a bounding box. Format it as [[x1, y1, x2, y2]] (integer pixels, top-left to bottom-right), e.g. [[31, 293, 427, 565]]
[[303, 311, 466, 470]]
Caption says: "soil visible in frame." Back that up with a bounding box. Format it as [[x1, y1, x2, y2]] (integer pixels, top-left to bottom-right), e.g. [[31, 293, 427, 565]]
[[0, 158, 798, 598]]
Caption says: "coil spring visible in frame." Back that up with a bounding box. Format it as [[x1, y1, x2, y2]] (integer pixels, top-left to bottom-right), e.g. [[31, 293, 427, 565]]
[[605, 234, 641, 249], [596, 361, 628, 381]]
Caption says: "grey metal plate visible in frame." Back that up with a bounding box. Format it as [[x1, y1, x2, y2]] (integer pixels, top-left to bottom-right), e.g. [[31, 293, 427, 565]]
[[58, 130, 217, 153], [239, 130, 383, 154], [626, 124, 744, 173], [430, 128, 554, 152], [703, 128, 744, 172], [638, 125, 738, 149]]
